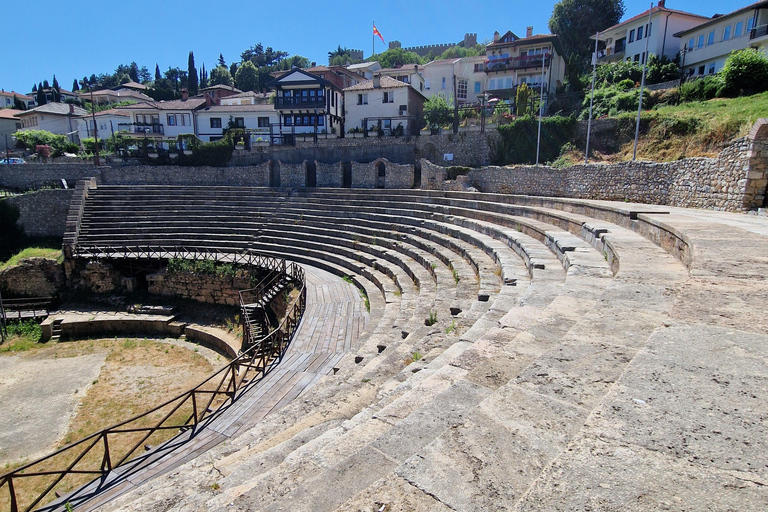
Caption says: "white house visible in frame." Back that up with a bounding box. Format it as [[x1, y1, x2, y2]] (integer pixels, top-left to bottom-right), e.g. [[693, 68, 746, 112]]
[[196, 104, 279, 142], [0, 109, 22, 152], [115, 95, 207, 140], [267, 69, 344, 142], [219, 91, 272, 106], [0, 90, 34, 109], [484, 29, 566, 102], [595, 0, 709, 64], [15, 102, 88, 142], [377, 64, 426, 93], [422, 56, 487, 104], [675, 0, 768, 76], [76, 109, 131, 141], [343, 75, 426, 135], [347, 61, 382, 79], [78, 88, 153, 106]]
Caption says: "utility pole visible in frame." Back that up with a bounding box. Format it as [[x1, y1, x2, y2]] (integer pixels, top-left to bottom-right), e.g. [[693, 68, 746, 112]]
[[90, 86, 100, 166], [585, 32, 600, 164], [633, 3, 653, 161], [453, 74, 459, 134]]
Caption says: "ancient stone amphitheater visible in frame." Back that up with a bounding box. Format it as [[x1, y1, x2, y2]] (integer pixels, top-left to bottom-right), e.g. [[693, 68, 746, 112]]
[[35, 176, 767, 512]]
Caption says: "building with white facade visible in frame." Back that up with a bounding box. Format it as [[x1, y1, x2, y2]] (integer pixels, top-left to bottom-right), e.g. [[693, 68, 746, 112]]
[[0, 90, 34, 109], [268, 69, 344, 142], [0, 109, 22, 152], [76, 109, 131, 142], [15, 103, 87, 142], [675, 0, 768, 76], [115, 95, 207, 140], [421, 57, 486, 104], [595, 0, 709, 64], [196, 104, 278, 142], [377, 64, 426, 93], [347, 61, 382, 79], [343, 75, 426, 135], [484, 29, 566, 101]]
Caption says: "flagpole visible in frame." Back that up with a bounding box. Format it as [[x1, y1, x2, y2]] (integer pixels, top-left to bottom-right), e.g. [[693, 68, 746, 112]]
[[373, 21, 375, 58]]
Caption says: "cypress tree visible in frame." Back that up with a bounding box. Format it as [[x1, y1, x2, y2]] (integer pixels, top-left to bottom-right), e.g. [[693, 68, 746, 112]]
[[32, 84, 37, 92], [188, 51, 199, 95], [218, 53, 226, 68], [155, 64, 161, 81], [72, 79, 80, 92], [36, 82, 46, 105], [52, 75, 61, 102], [43, 79, 50, 89]]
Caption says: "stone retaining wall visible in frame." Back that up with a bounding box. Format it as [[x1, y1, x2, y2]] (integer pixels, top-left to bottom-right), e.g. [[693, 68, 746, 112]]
[[0, 258, 65, 297], [423, 123, 768, 211], [147, 270, 252, 306], [4, 189, 74, 237]]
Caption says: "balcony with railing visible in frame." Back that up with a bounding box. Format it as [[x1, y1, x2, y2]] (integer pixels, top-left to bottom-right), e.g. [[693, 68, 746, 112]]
[[751, 24, 768, 39], [274, 96, 326, 109], [596, 39, 626, 62], [117, 122, 164, 135], [485, 54, 551, 72]]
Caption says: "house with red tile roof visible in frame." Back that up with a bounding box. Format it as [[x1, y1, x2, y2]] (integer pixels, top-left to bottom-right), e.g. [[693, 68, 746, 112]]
[[0, 109, 23, 152], [594, 0, 709, 64], [343, 75, 426, 136], [484, 27, 566, 103], [0, 90, 34, 109]]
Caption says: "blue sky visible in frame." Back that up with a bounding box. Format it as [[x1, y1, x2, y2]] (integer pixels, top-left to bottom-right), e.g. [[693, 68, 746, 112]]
[[0, 0, 753, 96]]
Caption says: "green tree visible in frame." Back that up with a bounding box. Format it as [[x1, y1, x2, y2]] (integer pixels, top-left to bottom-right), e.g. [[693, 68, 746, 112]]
[[218, 53, 226, 68], [138, 66, 151, 83], [369, 47, 424, 68], [516, 83, 532, 116], [188, 51, 199, 95], [13, 95, 25, 110], [155, 64, 161, 81], [719, 48, 768, 97], [235, 61, 259, 91], [328, 45, 363, 66], [549, 0, 625, 63], [423, 94, 453, 128], [72, 79, 79, 92], [51, 75, 61, 101], [209, 65, 233, 87], [200, 64, 208, 89], [36, 82, 46, 105], [128, 62, 139, 82]]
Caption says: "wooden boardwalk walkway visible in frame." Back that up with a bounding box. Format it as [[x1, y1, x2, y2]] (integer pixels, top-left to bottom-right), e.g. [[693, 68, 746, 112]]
[[45, 265, 368, 512]]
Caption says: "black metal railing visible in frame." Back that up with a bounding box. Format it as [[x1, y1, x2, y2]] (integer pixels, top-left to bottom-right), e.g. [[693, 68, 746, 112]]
[[116, 123, 164, 135], [750, 24, 768, 39], [0, 248, 306, 512], [485, 54, 551, 72], [274, 96, 325, 109]]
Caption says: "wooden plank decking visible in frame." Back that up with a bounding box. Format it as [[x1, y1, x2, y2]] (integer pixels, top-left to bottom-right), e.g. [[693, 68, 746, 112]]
[[44, 264, 368, 512]]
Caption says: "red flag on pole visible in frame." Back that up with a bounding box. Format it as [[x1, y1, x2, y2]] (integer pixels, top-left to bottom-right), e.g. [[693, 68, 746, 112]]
[[373, 24, 385, 43]]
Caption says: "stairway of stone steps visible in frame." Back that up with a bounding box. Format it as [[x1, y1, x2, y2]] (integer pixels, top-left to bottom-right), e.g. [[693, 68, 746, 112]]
[[76, 187, 687, 512]]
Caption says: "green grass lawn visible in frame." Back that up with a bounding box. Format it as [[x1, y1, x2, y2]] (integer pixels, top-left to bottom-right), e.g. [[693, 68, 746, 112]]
[[0, 244, 62, 271]]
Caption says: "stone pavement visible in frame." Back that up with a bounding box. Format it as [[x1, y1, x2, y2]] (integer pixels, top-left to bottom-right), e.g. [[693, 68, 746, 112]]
[[82, 201, 768, 512]]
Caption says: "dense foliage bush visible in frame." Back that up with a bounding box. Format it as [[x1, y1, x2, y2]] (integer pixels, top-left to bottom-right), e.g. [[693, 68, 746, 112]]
[[718, 48, 768, 97], [491, 115, 577, 165], [14, 130, 79, 157], [579, 86, 651, 119], [678, 75, 722, 102]]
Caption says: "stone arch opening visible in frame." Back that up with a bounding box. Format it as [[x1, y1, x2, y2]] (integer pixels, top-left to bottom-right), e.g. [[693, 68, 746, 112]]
[[342, 162, 352, 188], [305, 161, 317, 188], [269, 160, 281, 187], [413, 161, 422, 189], [376, 161, 386, 189]]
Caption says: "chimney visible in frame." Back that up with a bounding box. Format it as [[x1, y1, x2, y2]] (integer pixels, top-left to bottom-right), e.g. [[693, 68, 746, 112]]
[[181, 88, 189, 100], [493, 31, 500, 42], [658, 0, 665, 6], [373, 74, 381, 88], [69, 103, 74, 114], [311, 62, 316, 67], [526, 26, 533, 38]]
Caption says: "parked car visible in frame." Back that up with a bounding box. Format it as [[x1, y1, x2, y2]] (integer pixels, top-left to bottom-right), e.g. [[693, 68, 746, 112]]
[[0, 157, 26, 164]]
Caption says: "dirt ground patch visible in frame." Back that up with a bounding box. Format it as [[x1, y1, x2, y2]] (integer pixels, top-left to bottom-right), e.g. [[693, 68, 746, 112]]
[[0, 337, 221, 468]]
